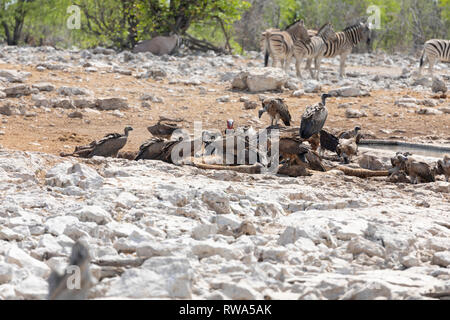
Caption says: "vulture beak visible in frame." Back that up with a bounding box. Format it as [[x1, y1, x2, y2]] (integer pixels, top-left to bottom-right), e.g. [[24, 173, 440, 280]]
[[258, 110, 264, 118]]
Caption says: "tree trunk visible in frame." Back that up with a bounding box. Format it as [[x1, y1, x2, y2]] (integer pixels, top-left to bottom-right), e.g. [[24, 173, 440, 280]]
[[2, 22, 11, 45]]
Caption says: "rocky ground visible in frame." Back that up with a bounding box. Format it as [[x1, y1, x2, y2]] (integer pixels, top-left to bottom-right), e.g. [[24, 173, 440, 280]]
[[0, 45, 449, 300]]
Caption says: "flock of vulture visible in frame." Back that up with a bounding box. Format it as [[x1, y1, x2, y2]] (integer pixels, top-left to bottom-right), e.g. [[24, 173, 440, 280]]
[[60, 94, 450, 183]]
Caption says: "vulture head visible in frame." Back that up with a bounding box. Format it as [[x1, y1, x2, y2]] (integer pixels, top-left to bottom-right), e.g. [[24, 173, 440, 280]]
[[124, 126, 134, 136], [321, 93, 332, 105]]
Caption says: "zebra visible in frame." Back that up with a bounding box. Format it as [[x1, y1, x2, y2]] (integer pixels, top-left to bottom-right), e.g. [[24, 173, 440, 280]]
[[307, 21, 371, 79], [284, 21, 335, 79], [261, 28, 294, 73], [419, 39, 450, 78]]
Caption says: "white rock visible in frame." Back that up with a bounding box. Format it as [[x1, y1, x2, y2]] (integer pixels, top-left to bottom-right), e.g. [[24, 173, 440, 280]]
[[218, 280, 261, 300], [202, 191, 230, 214], [292, 89, 304, 97], [136, 240, 175, 258], [114, 192, 138, 209], [347, 237, 385, 258], [45, 216, 80, 236], [0, 263, 13, 284], [14, 275, 48, 300], [343, 281, 392, 300], [71, 205, 112, 225], [329, 86, 367, 97], [192, 240, 243, 260], [215, 214, 242, 229], [303, 80, 321, 93], [0, 226, 24, 241], [345, 108, 368, 118], [0, 69, 31, 82], [106, 268, 169, 298], [141, 257, 193, 298], [47, 162, 103, 190], [432, 252, 450, 267], [191, 223, 218, 240], [32, 83, 55, 92], [0, 284, 16, 299], [6, 246, 51, 277]]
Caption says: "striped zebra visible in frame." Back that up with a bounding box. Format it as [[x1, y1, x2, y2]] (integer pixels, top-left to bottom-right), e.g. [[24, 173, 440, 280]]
[[261, 28, 294, 73], [419, 39, 450, 78], [307, 22, 371, 79], [284, 21, 335, 79]]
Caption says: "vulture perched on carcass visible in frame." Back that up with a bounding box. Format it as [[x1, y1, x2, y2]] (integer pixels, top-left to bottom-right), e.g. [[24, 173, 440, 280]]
[[299, 93, 332, 139]]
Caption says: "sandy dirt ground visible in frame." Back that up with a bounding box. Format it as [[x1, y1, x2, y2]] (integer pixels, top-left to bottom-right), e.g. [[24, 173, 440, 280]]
[[0, 59, 448, 157]]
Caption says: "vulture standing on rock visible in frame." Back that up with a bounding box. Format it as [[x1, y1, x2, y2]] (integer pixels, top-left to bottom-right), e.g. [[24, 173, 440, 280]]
[[88, 126, 133, 158], [300, 93, 332, 139], [258, 98, 292, 126]]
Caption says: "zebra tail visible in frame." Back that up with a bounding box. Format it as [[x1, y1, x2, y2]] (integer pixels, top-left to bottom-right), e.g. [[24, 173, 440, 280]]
[[264, 32, 271, 67], [419, 51, 425, 68]]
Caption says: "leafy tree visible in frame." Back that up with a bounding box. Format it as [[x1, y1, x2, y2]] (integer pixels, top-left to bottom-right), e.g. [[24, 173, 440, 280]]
[[0, 0, 36, 45]]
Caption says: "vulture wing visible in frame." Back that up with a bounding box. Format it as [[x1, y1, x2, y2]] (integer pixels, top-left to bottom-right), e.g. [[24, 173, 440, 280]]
[[418, 162, 435, 182], [89, 135, 128, 158], [319, 129, 339, 153], [300, 105, 328, 139], [147, 122, 179, 138], [135, 138, 166, 161], [305, 150, 326, 172], [277, 99, 292, 126]]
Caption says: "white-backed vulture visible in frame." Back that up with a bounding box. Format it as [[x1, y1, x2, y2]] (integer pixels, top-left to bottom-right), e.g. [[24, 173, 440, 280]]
[[135, 137, 202, 163], [61, 126, 133, 158], [147, 121, 181, 140], [436, 154, 449, 181], [88, 126, 133, 158], [336, 133, 360, 164], [300, 93, 332, 139], [259, 98, 292, 126], [338, 126, 361, 139], [405, 157, 435, 184]]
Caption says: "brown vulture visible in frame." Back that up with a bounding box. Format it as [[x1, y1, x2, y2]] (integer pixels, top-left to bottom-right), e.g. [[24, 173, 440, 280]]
[[259, 98, 291, 126], [147, 121, 180, 140], [338, 126, 361, 139], [436, 155, 450, 182], [61, 126, 133, 158]]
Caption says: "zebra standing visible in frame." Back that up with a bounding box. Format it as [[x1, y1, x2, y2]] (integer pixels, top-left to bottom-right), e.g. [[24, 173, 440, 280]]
[[261, 28, 294, 73], [285, 21, 335, 79], [419, 39, 450, 78], [307, 22, 371, 79]]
